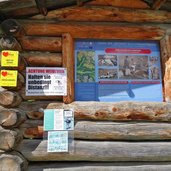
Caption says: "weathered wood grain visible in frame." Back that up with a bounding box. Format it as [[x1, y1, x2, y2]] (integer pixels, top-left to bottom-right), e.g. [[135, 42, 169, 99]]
[[152, 0, 167, 10], [0, 108, 26, 127], [163, 36, 171, 102], [17, 140, 171, 161], [86, 0, 150, 9], [21, 52, 62, 67], [62, 33, 74, 104], [27, 162, 171, 171], [0, 127, 22, 151], [21, 21, 165, 40], [47, 101, 171, 121], [21, 120, 171, 140], [0, 91, 22, 107], [0, 152, 28, 171], [17, 36, 62, 52], [32, 6, 171, 23], [18, 101, 60, 119], [0, 0, 91, 18]]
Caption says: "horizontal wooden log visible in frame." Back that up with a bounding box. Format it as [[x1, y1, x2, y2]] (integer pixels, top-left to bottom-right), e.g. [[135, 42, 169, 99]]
[[27, 162, 171, 171], [0, 108, 26, 127], [0, 152, 28, 171], [21, 21, 165, 40], [86, 0, 150, 9], [21, 52, 62, 67], [32, 6, 171, 23], [19, 101, 59, 119], [17, 36, 62, 52], [19, 88, 63, 101], [20, 120, 171, 140], [0, 0, 91, 18], [0, 36, 22, 51], [48, 101, 171, 121], [75, 121, 171, 140], [17, 140, 171, 161], [0, 91, 22, 107], [0, 127, 22, 151]]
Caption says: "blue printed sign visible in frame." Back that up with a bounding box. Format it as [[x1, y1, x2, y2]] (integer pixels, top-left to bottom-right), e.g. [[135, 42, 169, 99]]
[[75, 40, 163, 102]]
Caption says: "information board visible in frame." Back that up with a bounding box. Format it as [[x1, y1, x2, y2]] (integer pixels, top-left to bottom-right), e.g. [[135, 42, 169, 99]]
[[26, 67, 67, 96], [44, 109, 74, 131], [75, 40, 163, 102]]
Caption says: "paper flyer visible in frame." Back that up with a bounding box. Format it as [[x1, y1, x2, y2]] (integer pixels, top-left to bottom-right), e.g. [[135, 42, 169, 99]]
[[1, 50, 19, 67], [47, 131, 68, 152], [44, 109, 74, 131], [0, 70, 18, 87]]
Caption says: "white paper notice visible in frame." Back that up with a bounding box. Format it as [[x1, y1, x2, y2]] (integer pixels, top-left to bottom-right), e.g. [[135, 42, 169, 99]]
[[54, 109, 64, 130], [26, 67, 67, 96], [47, 131, 68, 152]]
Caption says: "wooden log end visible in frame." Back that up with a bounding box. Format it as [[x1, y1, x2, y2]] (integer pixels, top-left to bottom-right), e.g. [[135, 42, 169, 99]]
[[0, 36, 22, 51], [0, 152, 28, 171], [27, 111, 44, 120], [0, 108, 26, 127], [1, 19, 25, 36], [0, 91, 22, 107], [23, 126, 43, 139], [0, 127, 22, 151]]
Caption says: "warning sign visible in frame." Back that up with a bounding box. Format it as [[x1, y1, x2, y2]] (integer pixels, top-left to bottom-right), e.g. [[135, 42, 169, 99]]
[[26, 67, 67, 96]]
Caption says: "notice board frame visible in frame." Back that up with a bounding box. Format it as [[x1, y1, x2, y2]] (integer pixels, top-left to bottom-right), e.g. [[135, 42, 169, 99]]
[[61, 24, 170, 103]]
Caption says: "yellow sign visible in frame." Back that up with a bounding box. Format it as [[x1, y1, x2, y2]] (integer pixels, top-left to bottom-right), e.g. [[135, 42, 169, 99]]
[[0, 70, 18, 87], [1, 50, 19, 67]]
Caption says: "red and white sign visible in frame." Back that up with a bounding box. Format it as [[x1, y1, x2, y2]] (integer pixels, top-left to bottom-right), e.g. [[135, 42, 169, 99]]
[[26, 67, 67, 96], [105, 48, 151, 54]]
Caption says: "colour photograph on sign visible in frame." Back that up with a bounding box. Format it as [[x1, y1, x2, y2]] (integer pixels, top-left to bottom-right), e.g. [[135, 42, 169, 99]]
[[47, 131, 68, 153], [1, 50, 19, 67], [26, 67, 67, 96], [0, 70, 18, 87]]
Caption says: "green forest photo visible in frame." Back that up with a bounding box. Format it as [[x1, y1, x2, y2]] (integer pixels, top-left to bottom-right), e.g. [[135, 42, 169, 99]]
[[76, 51, 95, 82]]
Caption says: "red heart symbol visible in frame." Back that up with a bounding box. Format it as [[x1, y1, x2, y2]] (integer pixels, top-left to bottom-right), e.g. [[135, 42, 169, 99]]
[[1, 71, 8, 77], [2, 52, 9, 57]]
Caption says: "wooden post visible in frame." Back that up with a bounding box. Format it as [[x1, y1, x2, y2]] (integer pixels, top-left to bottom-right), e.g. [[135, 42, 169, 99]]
[[62, 33, 74, 103], [160, 35, 171, 102]]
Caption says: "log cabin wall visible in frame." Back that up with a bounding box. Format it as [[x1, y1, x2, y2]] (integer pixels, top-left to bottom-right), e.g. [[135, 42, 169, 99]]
[[1, 0, 171, 170]]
